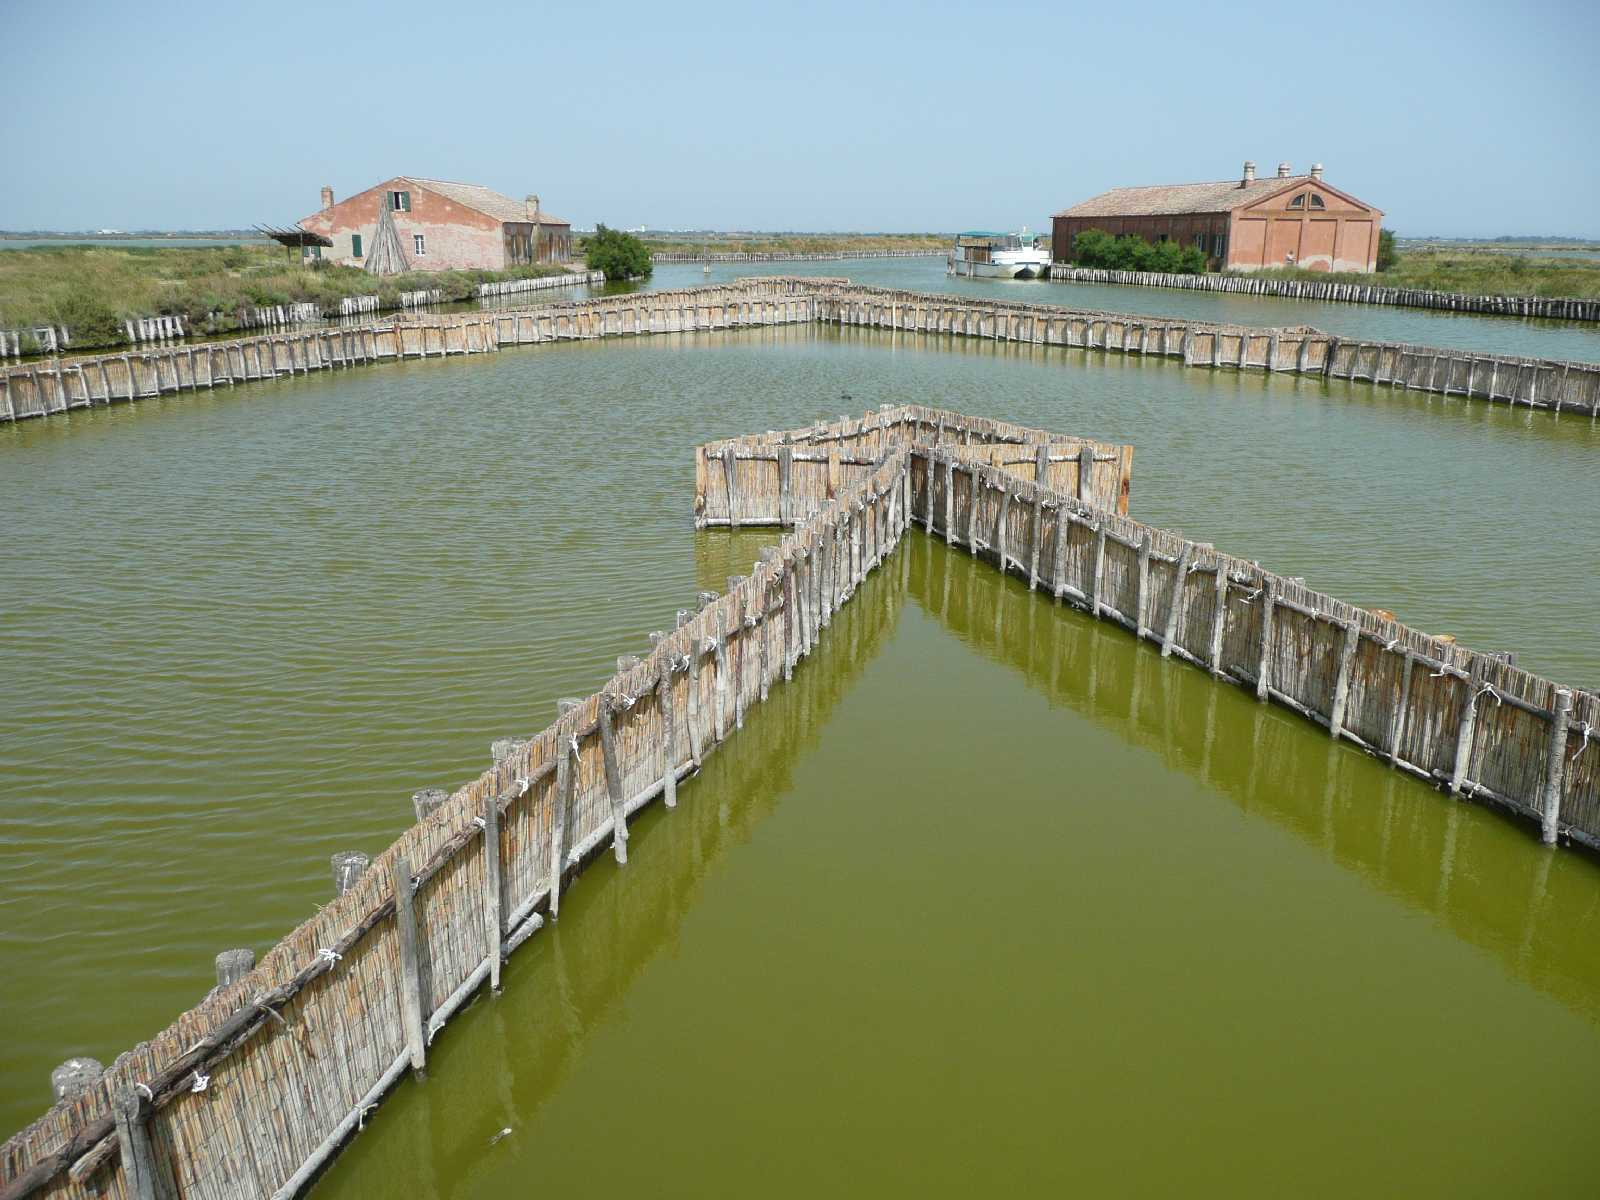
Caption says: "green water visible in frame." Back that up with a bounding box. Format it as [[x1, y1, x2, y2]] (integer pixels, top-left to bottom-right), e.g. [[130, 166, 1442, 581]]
[[322, 539, 1600, 1198], [2, 324, 1598, 1189]]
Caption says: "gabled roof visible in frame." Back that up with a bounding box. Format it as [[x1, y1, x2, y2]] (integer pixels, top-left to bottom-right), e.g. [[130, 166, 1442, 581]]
[[404, 177, 569, 226], [1055, 176, 1316, 218]]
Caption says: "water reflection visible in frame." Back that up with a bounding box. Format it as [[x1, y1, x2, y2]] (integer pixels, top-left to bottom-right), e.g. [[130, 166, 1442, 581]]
[[909, 531, 1600, 1023]]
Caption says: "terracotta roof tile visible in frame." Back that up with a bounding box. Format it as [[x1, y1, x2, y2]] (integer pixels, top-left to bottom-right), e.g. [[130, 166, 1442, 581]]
[[1054, 176, 1311, 218], [406, 177, 569, 226]]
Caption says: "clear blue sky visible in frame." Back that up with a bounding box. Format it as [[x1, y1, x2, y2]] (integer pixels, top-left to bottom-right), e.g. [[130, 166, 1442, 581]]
[[2, 0, 1595, 237]]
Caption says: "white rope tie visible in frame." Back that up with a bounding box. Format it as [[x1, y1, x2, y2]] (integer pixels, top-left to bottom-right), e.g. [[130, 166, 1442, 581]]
[[1476, 683, 1502, 706], [514, 777, 530, 797], [1384, 639, 1400, 652], [135, 1083, 154, 1101], [569, 735, 580, 757], [190, 1072, 210, 1093], [358, 1103, 378, 1131], [317, 947, 342, 965], [1572, 722, 1594, 762], [473, 816, 486, 829]]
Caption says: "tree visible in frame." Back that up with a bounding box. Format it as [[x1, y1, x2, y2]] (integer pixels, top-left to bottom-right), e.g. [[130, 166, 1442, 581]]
[[584, 225, 652, 281], [1376, 228, 1398, 272], [1070, 227, 1205, 275]]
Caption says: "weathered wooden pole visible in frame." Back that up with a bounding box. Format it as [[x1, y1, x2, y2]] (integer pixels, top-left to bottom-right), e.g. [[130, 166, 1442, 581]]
[[657, 660, 679, 809], [411, 788, 449, 821], [1159, 543, 1193, 657], [598, 695, 629, 864], [389, 856, 427, 1073], [1540, 689, 1574, 844], [112, 1083, 159, 1200], [549, 729, 575, 918], [50, 1057, 103, 1103], [331, 851, 370, 896], [482, 796, 504, 990], [1448, 673, 1485, 796], [1327, 621, 1362, 739], [213, 948, 255, 989], [1134, 534, 1153, 639], [1255, 581, 1277, 701]]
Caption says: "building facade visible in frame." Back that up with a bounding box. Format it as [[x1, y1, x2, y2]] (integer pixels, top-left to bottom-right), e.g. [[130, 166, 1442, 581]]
[[1052, 162, 1383, 273], [297, 177, 572, 272]]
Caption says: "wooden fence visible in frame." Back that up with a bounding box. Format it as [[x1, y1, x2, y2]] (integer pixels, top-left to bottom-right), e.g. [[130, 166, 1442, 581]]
[[1047, 263, 1600, 323], [649, 249, 942, 263], [694, 404, 1133, 526], [4, 279, 1596, 426], [814, 284, 1600, 415], [0, 424, 917, 1200], [903, 441, 1599, 853], [5, 400, 1598, 1200]]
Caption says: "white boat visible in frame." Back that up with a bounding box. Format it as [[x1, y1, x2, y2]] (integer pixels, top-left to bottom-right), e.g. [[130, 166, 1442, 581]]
[[947, 228, 1050, 279]]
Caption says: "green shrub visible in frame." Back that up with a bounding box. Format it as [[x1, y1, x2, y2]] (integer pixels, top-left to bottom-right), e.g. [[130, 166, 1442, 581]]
[[1071, 228, 1206, 275], [1376, 228, 1398, 272], [584, 225, 653, 281]]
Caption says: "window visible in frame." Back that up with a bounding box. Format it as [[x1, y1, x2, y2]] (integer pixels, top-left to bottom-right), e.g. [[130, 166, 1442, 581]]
[[351, 233, 363, 258], [1194, 234, 1206, 250], [1309, 194, 1326, 210], [1288, 194, 1306, 209], [303, 245, 321, 260], [413, 234, 426, 256], [389, 190, 411, 212], [1212, 232, 1227, 257]]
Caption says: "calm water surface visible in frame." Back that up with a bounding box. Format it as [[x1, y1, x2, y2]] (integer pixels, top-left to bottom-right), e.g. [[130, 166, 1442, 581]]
[[2, 326, 1598, 1186], [647, 258, 1600, 363]]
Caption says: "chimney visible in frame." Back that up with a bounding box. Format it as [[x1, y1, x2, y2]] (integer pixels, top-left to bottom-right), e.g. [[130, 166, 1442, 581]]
[[525, 193, 541, 223], [1276, 162, 1292, 178], [320, 185, 333, 210], [1241, 161, 1256, 187], [1310, 163, 1324, 181]]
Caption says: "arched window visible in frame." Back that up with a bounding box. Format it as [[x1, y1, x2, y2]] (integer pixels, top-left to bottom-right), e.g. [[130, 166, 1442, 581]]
[[1309, 194, 1326, 210], [1288, 194, 1306, 209]]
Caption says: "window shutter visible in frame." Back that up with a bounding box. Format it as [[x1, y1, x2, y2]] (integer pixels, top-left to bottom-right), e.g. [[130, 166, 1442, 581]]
[[352, 233, 363, 257]]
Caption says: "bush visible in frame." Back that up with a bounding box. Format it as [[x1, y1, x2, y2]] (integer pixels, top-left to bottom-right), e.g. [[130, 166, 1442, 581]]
[[1376, 228, 1398, 272], [583, 225, 653, 281], [1071, 228, 1206, 274]]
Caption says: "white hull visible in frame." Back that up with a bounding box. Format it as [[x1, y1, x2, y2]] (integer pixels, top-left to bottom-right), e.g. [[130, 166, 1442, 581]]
[[947, 254, 1050, 280]]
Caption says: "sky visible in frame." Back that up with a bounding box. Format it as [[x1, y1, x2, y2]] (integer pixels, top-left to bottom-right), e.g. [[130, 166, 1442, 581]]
[[1, 0, 1596, 238]]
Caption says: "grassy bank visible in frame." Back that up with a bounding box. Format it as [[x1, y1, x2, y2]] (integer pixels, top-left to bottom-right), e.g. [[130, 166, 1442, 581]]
[[1248, 248, 1600, 300], [640, 232, 946, 257], [0, 244, 570, 350]]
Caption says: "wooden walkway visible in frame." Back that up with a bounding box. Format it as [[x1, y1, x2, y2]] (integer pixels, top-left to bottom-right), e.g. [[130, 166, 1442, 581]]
[[4, 403, 1595, 1200]]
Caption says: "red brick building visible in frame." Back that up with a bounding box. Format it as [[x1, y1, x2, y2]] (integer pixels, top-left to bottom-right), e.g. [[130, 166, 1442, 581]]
[[297, 177, 572, 272], [1052, 162, 1383, 273]]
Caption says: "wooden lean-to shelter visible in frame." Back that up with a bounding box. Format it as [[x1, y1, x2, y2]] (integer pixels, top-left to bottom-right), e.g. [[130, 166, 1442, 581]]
[[362, 198, 409, 276]]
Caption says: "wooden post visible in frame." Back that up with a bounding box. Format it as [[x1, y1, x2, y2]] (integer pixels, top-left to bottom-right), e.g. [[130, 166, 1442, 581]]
[[1076, 444, 1095, 508], [390, 856, 427, 1073], [1208, 566, 1228, 675], [944, 457, 954, 542], [1134, 534, 1153, 639], [411, 788, 449, 821], [723, 445, 740, 529], [1090, 524, 1106, 617], [658, 663, 679, 809], [1159, 543, 1192, 657], [1541, 689, 1574, 844], [995, 487, 1012, 573], [331, 851, 370, 896], [967, 467, 981, 555], [1447, 673, 1483, 796], [923, 451, 935, 533], [482, 796, 504, 989], [213, 949, 255, 989], [728, 576, 748, 728], [550, 734, 574, 916], [51, 1057, 104, 1103], [1388, 652, 1414, 766], [1255, 580, 1277, 701], [599, 695, 629, 864], [1327, 621, 1362, 740], [112, 1083, 160, 1200], [778, 446, 793, 526]]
